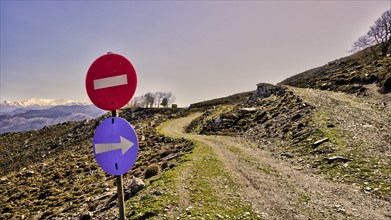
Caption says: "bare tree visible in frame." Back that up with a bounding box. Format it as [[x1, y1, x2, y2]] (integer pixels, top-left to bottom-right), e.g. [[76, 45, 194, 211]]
[[143, 92, 155, 108], [131, 91, 176, 108], [351, 9, 391, 56], [350, 34, 377, 57], [160, 92, 176, 108], [161, 97, 168, 108], [130, 96, 142, 107], [154, 92, 165, 108]]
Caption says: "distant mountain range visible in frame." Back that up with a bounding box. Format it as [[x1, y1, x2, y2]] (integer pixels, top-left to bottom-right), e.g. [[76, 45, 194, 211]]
[[0, 98, 105, 133], [1, 98, 91, 114]]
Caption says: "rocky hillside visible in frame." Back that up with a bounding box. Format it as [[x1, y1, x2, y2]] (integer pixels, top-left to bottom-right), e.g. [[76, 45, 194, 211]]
[[0, 108, 194, 219], [189, 91, 253, 109], [279, 44, 391, 94], [184, 45, 391, 204], [187, 84, 391, 202]]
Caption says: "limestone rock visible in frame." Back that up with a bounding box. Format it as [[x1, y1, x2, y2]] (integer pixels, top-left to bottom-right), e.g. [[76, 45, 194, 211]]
[[130, 177, 145, 194], [327, 156, 349, 163], [313, 138, 329, 148]]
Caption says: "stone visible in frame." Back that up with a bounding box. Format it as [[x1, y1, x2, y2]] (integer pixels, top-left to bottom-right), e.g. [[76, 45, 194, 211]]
[[26, 171, 35, 177], [164, 153, 179, 161], [186, 206, 193, 214], [214, 117, 223, 126], [130, 177, 145, 194], [327, 156, 349, 163], [291, 113, 302, 121], [240, 107, 257, 114], [248, 83, 278, 103], [281, 152, 294, 158], [79, 212, 93, 220], [313, 138, 329, 148], [215, 214, 224, 219], [152, 190, 163, 196], [336, 208, 347, 213], [326, 123, 335, 128], [297, 123, 305, 129]]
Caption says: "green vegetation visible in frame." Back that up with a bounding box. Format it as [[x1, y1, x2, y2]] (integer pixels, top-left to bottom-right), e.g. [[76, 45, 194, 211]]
[[189, 91, 253, 108], [227, 144, 277, 176], [183, 140, 256, 218], [126, 167, 181, 219], [311, 109, 346, 148], [280, 44, 391, 95], [192, 83, 390, 203], [144, 163, 160, 179], [303, 108, 391, 200], [297, 193, 311, 204], [187, 105, 235, 134], [126, 122, 260, 219]]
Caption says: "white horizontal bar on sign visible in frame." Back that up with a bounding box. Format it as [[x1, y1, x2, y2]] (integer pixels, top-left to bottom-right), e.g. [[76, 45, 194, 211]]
[[94, 74, 128, 90]]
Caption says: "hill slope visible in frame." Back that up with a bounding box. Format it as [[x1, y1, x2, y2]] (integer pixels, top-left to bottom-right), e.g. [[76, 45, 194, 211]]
[[161, 112, 391, 219], [187, 85, 391, 201], [1, 88, 390, 218], [0, 108, 194, 219], [279, 44, 391, 94]]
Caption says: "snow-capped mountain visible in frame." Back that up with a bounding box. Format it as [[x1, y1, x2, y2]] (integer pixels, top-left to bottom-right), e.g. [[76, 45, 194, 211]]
[[0, 98, 105, 133], [3, 98, 90, 106], [1, 98, 90, 114]]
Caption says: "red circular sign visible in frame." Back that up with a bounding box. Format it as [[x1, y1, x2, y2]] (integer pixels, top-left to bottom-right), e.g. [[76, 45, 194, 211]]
[[86, 53, 137, 111]]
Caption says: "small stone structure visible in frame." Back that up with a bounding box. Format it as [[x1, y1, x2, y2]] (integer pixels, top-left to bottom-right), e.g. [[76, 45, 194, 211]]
[[248, 83, 277, 103]]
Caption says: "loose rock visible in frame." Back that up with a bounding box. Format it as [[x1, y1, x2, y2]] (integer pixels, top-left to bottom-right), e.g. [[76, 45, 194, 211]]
[[313, 138, 329, 148]]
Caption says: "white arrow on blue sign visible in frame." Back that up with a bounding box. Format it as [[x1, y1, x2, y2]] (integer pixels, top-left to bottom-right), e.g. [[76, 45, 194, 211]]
[[93, 117, 138, 175]]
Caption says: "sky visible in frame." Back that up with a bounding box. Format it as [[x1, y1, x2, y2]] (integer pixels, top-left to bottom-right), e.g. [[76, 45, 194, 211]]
[[1, 1, 390, 107]]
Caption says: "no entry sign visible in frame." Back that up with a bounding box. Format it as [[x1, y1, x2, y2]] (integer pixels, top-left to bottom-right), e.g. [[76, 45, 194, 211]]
[[85, 53, 137, 111]]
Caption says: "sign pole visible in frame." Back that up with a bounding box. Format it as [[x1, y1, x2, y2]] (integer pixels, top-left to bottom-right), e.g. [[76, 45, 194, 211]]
[[86, 53, 138, 220], [117, 175, 125, 220], [112, 110, 125, 220]]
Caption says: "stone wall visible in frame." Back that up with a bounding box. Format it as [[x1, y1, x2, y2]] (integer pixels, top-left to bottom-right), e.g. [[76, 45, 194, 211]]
[[248, 83, 278, 103]]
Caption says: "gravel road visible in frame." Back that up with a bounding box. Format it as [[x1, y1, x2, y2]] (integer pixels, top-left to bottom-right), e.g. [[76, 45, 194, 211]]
[[161, 112, 391, 220]]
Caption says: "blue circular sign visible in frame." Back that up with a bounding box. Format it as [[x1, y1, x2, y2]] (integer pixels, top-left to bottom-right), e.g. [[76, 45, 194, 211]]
[[93, 117, 138, 175]]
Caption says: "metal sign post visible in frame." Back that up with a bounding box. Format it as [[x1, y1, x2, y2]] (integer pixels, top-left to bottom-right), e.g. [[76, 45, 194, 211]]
[[112, 110, 125, 220], [117, 175, 125, 220], [86, 53, 139, 220]]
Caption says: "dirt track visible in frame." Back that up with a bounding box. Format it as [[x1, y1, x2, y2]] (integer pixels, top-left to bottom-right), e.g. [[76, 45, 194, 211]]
[[161, 112, 391, 220]]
